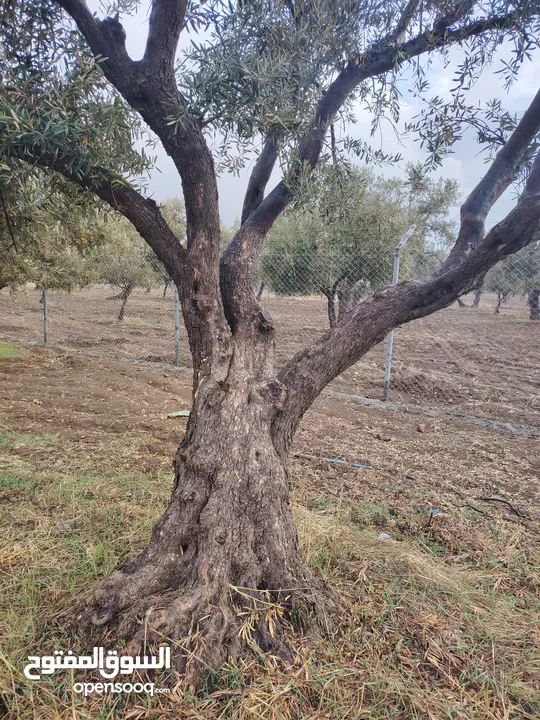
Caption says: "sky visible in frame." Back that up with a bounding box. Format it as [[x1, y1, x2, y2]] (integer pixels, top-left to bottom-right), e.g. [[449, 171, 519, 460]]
[[89, 1, 539, 230]]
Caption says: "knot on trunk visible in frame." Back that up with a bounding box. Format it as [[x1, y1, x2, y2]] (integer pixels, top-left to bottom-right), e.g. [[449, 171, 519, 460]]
[[193, 292, 217, 314], [248, 378, 286, 413]]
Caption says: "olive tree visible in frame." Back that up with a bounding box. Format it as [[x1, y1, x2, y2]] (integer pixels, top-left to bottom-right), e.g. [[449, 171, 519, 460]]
[[260, 167, 458, 326], [0, 171, 109, 291], [94, 215, 163, 318], [2, 0, 540, 683], [484, 242, 540, 317]]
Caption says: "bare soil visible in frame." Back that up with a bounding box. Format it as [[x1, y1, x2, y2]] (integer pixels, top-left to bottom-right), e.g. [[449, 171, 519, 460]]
[[1, 286, 538, 426], [1, 342, 538, 515], [1, 343, 539, 719]]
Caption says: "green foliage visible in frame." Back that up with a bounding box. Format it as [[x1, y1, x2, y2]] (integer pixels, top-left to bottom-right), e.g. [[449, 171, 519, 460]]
[[260, 165, 459, 299], [0, 0, 538, 302], [93, 216, 162, 292], [174, 1, 539, 176], [0, 0, 538, 231], [0, 170, 110, 291], [159, 198, 187, 243], [0, 0, 156, 213]]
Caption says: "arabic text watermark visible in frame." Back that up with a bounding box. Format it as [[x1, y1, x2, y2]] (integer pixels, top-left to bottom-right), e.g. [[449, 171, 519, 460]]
[[24, 646, 171, 695]]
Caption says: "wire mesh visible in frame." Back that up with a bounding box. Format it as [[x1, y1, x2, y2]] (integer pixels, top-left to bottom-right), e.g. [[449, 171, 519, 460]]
[[1, 241, 538, 427]]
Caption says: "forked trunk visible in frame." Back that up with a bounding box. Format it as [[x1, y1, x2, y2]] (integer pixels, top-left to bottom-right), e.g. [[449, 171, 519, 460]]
[[494, 290, 509, 314], [77, 349, 334, 682]]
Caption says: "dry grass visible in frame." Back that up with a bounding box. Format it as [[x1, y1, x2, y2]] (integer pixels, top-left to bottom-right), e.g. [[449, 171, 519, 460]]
[[0, 344, 539, 719]]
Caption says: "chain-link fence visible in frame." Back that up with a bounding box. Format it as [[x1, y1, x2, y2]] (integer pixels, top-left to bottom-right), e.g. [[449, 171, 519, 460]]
[[1, 240, 538, 428]]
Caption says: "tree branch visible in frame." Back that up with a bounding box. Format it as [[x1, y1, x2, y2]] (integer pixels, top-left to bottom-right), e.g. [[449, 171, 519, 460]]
[[254, 10, 518, 232], [431, 0, 476, 35], [272, 138, 540, 458], [443, 87, 540, 269], [56, 0, 136, 90], [392, 0, 424, 44], [144, 0, 188, 77], [8, 142, 185, 278], [55, 0, 219, 257], [220, 7, 520, 336], [55, 0, 230, 382], [241, 135, 280, 225]]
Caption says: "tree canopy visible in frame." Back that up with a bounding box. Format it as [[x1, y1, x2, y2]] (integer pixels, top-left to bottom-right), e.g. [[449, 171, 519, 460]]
[[0, 170, 111, 291]]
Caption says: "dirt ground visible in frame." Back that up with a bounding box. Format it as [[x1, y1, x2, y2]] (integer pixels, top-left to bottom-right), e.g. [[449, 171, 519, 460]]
[[1, 343, 539, 719], [1, 342, 538, 515], [1, 286, 538, 427]]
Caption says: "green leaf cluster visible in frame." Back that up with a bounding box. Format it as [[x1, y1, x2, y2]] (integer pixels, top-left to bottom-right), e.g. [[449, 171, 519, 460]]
[[259, 164, 459, 296]]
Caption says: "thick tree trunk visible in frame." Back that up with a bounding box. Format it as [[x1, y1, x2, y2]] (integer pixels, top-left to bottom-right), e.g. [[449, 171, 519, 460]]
[[76, 352, 334, 683], [12, 0, 540, 694], [528, 288, 540, 320], [472, 286, 483, 307]]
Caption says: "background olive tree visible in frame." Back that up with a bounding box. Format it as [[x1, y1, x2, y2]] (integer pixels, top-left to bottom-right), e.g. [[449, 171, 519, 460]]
[[260, 165, 459, 326], [484, 242, 540, 317]]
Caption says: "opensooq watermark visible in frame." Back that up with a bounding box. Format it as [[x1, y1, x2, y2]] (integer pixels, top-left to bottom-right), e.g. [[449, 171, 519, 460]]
[[24, 646, 171, 696]]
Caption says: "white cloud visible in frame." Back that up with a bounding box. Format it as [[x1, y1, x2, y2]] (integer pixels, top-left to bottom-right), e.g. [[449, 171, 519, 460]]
[[86, 2, 539, 229]]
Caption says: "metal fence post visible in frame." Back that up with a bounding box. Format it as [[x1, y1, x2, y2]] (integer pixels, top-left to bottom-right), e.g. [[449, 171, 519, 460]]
[[383, 225, 416, 401], [42, 288, 48, 344], [174, 283, 180, 366]]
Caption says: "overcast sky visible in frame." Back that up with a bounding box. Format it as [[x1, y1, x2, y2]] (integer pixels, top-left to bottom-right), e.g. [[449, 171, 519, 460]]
[[89, 1, 538, 229]]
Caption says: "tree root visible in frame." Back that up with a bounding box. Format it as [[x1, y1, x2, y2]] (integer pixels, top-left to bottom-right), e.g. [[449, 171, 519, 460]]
[[68, 559, 341, 686]]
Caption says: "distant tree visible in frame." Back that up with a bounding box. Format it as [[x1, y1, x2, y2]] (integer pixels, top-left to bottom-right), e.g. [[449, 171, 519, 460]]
[[485, 242, 540, 318], [520, 243, 540, 320], [0, 170, 107, 292], [261, 167, 458, 326], [159, 197, 187, 240], [96, 218, 162, 320]]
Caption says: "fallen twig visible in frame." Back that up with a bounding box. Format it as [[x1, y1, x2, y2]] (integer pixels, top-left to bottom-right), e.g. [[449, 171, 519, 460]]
[[463, 502, 492, 518]]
